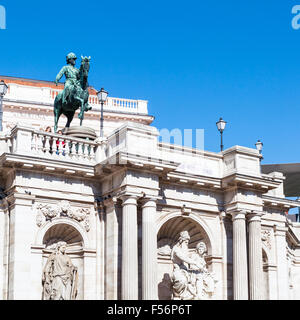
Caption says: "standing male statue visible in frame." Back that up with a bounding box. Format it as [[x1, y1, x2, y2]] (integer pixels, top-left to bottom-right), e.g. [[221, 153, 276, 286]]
[[42, 241, 78, 300], [53, 52, 92, 132]]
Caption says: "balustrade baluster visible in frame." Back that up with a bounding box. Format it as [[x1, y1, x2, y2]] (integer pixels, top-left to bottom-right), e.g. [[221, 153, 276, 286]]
[[52, 136, 57, 158], [31, 133, 37, 153], [37, 134, 44, 155], [58, 138, 64, 157], [44, 136, 51, 155], [70, 140, 75, 158], [65, 138, 71, 159], [78, 142, 84, 160], [90, 145, 95, 161], [83, 143, 89, 160]]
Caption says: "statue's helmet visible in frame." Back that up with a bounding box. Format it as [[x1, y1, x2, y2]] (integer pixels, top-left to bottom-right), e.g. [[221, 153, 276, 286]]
[[66, 52, 77, 62]]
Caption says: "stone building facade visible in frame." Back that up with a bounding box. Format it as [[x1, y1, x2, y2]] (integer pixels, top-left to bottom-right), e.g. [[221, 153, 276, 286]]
[[0, 76, 300, 300]]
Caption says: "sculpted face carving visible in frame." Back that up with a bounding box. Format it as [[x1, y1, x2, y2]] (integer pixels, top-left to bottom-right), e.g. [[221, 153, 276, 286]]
[[60, 200, 71, 214]]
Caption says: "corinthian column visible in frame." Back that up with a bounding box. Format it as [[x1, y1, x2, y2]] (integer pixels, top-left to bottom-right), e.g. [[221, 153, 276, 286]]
[[120, 195, 138, 300], [232, 211, 249, 300], [141, 198, 158, 300], [248, 212, 264, 300]]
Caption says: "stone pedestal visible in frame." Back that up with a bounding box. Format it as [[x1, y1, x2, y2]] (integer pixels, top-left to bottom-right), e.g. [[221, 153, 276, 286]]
[[63, 126, 97, 141]]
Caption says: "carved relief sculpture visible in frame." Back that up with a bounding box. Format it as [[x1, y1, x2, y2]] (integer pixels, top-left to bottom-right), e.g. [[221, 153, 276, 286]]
[[170, 231, 217, 300], [261, 229, 272, 250], [42, 241, 78, 300], [34, 201, 91, 231]]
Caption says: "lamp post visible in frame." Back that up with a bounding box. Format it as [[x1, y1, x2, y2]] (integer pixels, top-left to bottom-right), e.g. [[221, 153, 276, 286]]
[[216, 117, 227, 152], [0, 80, 8, 132], [255, 140, 263, 161], [97, 88, 108, 138]]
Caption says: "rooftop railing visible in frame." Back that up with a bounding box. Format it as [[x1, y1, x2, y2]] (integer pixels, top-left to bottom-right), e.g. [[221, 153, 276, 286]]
[[5, 83, 149, 115]]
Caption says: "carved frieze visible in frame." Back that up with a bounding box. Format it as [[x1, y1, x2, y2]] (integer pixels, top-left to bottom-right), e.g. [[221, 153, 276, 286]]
[[34, 200, 91, 232]]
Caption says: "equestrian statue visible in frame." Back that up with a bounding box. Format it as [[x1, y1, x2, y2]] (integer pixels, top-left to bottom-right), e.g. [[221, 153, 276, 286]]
[[54, 52, 92, 133]]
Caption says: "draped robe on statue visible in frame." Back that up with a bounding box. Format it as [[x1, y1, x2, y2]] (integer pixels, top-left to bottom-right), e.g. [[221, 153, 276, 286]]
[[42, 245, 78, 300]]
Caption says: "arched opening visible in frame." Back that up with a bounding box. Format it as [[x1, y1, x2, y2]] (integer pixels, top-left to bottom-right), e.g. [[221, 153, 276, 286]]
[[42, 223, 84, 299], [43, 223, 83, 249], [157, 216, 212, 300]]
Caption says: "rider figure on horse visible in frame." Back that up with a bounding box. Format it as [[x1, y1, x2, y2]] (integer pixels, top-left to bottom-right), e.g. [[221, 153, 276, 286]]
[[55, 52, 80, 105]]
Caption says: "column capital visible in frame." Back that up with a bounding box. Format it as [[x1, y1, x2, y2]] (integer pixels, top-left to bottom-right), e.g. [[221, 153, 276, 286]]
[[229, 210, 247, 221], [119, 193, 139, 206], [102, 196, 119, 207], [140, 195, 160, 208], [247, 210, 264, 222]]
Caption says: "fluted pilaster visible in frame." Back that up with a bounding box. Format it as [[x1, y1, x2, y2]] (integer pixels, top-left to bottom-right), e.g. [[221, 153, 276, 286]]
[[232, 211, 248, 300], [248, 212, 264, 300], [141, 198, 157, 300], [120, 195, 138, 300]]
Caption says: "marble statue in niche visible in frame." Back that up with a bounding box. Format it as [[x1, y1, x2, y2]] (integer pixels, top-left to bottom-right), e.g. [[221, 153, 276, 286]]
[[170, 231, 216, 300], [42, 241, 78, 300]]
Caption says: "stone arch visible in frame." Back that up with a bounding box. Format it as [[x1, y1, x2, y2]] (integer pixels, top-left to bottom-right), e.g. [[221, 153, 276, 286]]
[[43, 223, 83, 248], [156, 211, 216, 255], [35, 218, 89, 248], [36, 219, 88, 300]]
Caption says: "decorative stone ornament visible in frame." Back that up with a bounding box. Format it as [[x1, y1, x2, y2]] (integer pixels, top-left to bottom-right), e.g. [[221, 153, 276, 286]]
[[261, 229, 272, 249], [34, 201, 91, 231]]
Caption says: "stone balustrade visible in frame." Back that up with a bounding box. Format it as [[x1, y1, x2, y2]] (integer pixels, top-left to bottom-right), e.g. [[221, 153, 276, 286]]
[[2, 125, 99, 165]]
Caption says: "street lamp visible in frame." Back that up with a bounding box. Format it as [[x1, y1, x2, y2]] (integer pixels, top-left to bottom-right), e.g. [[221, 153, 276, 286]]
[[216, 117, 227, 152], [0, 80, 8, 132], [255, 140, 263, 154], [97, 88, 108, 138], [255, 139, 263, 162]]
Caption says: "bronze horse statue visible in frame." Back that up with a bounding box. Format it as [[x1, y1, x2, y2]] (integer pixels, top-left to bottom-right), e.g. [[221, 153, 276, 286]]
[[54, 56, 92, 133]]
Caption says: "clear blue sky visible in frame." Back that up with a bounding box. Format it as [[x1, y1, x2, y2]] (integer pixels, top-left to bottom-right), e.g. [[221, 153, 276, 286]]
[[0, 0, 300, 164]]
